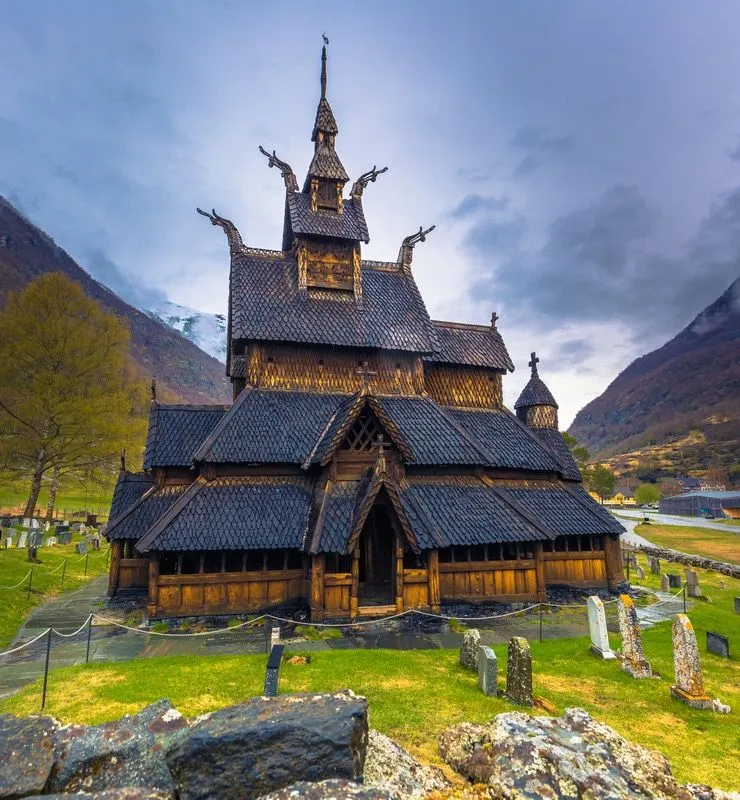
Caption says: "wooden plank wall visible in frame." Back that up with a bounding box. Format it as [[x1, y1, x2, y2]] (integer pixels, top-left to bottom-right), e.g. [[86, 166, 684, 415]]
[[543, 551, 607, 587], [155, 569, 304, 616], [324, 572, 351, 614], [439, 560, 539, 601], [402, 568, 429, 608], [118, 558, 149, 590]]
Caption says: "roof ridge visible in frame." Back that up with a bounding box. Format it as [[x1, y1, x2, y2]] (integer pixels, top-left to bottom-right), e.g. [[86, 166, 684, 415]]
[[136, 478, 207, 552], [419, 395, 494, 466], [431, 319, 492, 332], [193, 386, 255, 462], [498, 406, 565, 475], [562, 483, 626, 534], [156, 404, 230, 411], [479, 473, 558, 540], [106, 484, 159, 536]]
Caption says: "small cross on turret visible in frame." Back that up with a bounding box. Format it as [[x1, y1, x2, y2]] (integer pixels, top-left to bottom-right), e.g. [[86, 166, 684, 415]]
[[490, 311, 499, 329], [356, 360, 377, 388], [528, 352, 539, 377]]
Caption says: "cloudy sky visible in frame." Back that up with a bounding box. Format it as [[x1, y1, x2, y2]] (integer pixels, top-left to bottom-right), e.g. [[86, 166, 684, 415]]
[[2, 1, 740, 427]]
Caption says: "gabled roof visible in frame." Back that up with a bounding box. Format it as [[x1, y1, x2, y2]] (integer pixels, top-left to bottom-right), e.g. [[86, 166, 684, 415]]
[[285, 192, 368, 243], [309, 479, 367, 554], [305, 142, 349, 184], [229, 252, 438, 353], [136, 476, 314, 553], [531, 427, 581, 481], [514, 375, 558, 409], [426, 321, 514, 371], [144, 404, 228, 469], [109, 471, 154, 523], [106, 483, 190, 541]]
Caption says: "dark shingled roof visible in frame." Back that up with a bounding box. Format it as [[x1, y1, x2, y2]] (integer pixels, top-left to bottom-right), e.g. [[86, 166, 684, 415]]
[[399, 476, 550, 546], [532, 427, 581, 481], [196, 389, 348, 464], [229, 253, 438, 354], [515, 375, 558, 410], [107, 483, 190, 541], [313, 97, 338, 138], [492, 480, 624, 536], [144, 404, 228, 469], [305, 144, 349, 183], [311, 480, 366, 553], [109, 472, 154, 523], [136, 476, 313, 552], [426, 322, 514, 371], [286, 192, 368, 242]]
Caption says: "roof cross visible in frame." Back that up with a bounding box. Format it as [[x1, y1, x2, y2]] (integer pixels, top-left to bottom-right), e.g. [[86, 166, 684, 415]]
[[528, 352, 539, 377], [490, 311, 499, 329], [356, 361, 377, 388]]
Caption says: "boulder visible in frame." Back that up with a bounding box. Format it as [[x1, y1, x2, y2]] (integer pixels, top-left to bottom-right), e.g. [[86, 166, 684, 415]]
[[439, 707, 735, 800], [363, 730, 449, 799], [166, 690, 368, 800], [0, 713, 58, 799], [48, 700, 186, 796], [27, 790, 173, 799], [256, 779, 394, 799], [459, 629, 481, 671]]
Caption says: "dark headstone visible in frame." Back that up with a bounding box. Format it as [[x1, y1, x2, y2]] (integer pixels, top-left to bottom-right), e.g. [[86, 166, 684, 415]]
[[505, 637, 533, 706], [166, 691, 368, 800], [734, 597, 740, 615], [477, 645, 497, 696], [75, 541, 88, 555], [706, 631, 730, 659], [29, 531, 44, 547], [667, 574, 682, 589], [58, 530, 72, 545], [264, 644, 285, 697], [0, 713, 58, 798]]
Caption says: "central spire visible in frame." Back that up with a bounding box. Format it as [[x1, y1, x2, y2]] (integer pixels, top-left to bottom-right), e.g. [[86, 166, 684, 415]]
[[320, 43, 327, 99]]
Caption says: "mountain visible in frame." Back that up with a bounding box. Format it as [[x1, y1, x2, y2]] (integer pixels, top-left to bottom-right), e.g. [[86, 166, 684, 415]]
[[0, 196, 230, 405], [569, 277, 740, 474], [147, 301, 227, 362]]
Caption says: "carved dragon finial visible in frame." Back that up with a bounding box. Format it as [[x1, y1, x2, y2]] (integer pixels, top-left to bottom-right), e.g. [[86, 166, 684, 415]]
[[351, 165, 389, 198], [258, 145, 299, 191], [150, 377, 157, 402], [398, 224, 436, 268], [196, 207, 244, 252]]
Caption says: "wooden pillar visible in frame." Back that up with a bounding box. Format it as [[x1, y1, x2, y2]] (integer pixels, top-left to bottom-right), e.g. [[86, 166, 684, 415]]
[[147, 556, 160, 618], [394, 534, 404, 612], [603, 535, 625, 590], [107, 539, 122, 596], [350, 547, 360, 619], [427, 549, 440, 612], [534, 541, 547, 601], [311, 554, 326, 622]]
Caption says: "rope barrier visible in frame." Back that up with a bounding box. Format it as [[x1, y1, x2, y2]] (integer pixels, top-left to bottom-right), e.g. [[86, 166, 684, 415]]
[[91, 613, 264, 637], [0, 627, 51, 656], [51, 615, 94, 639], [0, 570, 33, 590]]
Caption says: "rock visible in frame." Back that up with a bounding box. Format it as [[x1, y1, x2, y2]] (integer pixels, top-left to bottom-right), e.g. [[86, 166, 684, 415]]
[[0, 713, 58, 799], [49, 701, 184, 795], [439, 707, 734, 799], [711, 699, 732, 715], [685, 785, 740, 800], [256, 779, 395, 798], [363, 729, 449, 799], [166, 690, 368, 800], [27, 790, 173, 799], [459, 629, 481, 671]]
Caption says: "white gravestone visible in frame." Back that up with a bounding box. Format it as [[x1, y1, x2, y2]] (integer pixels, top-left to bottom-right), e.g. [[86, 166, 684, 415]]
[[587, 596, 616, 659]]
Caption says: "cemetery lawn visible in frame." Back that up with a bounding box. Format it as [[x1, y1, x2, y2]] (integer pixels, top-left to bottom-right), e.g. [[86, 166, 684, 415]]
[[1, 555, 738, 790], [0, 541, 109, 648], [636, 522, 740, 565]]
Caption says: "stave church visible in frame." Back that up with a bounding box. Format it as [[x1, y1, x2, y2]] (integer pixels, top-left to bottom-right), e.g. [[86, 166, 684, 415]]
[[106, 46, 625, 620]]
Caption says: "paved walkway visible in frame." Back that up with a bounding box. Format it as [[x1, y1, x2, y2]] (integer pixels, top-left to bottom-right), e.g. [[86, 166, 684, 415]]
[[616, 517, 656, 549], [617, 510, 738, 533]]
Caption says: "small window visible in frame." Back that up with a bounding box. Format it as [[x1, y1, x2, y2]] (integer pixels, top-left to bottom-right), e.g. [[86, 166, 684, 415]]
[[202, 551, 222, 573], [160, 553, 178, 575], [286, 550, 303, 570], [266, 550, 285, 571], [403, 549, 426, 569], [438, 547, 452, 563], [245, 551, 264, 571], [181, 553, 199, 574], [452, 546, 469, 562], [469, 544, 486, 562], [224, 551, 243, 572], [554, 537, 567, 552], [521, 544, 534, 559], [503, 542, 519, 561], [326, 553, 351, 573]]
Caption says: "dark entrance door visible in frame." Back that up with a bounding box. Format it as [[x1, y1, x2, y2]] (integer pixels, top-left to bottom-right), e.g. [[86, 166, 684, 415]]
[[358, 503, 395, 605]]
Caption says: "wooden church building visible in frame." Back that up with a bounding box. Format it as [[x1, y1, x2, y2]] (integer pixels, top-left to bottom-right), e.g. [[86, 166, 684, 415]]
[[106, 47, 625, 620]]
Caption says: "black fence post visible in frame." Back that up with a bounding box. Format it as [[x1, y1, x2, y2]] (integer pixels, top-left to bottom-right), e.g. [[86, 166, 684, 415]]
[[84, 552, 89, 577], [85, 615, 93, 664], [26, 568, 33, 600], [41, 628, 52, 710], [60, 559, 67, 589]]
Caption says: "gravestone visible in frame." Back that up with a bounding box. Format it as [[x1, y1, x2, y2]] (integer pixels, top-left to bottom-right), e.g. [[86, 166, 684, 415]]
[[75, 541, 88, 556], [660, 574, 670, 592], [44, 522, 50, 532], [706, 631, 730, 659], [648, 556, 660, 575], [58, 530, 72, 545], [670, 614, 712, 709], [91, 536, 101, 550], [505, 637, 532, 707], [616, 594, 652, 678], [29, 532, 44, 547], [17, 531, 28, 549], [45, 536, 58, 547], [460, 629, 481, 671], [263, 644, 285, 697], [735, 597, 740, 615], [685, 569, 701, 598], [634, 565, 645, 580], [587, 596, 615, 660], [667, 574, 682, 589], [477, 645, 497, 696], [4, 536, 12, 549]]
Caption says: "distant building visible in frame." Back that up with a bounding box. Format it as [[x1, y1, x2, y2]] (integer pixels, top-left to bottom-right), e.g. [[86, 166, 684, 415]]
[[603, 492, 637, 508], [659, 491, 740, 519], [676, 476, 702, 492]]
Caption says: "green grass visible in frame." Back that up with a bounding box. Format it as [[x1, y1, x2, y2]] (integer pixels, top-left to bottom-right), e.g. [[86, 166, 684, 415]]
[[0, 540, 110, 647], [637, 522, 740, 565], [1, 553, 737, 789], [0, 479, 114, 521]]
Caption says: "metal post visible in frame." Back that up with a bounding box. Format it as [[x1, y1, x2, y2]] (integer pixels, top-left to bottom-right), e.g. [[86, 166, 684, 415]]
[[539, 604, 543, 643], [84, 552, 89, 577], [41, 628, 52, 710], [26, 568, 33, 600], [85, 615, 93, 664], [60, 559, 67, 588]]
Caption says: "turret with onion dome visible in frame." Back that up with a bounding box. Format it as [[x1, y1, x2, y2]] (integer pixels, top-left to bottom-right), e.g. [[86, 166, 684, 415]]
[[515, 352, 559, 430]]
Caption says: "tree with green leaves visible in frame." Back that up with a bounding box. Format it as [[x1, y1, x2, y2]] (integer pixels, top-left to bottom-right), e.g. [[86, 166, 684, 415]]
[[635, 483, 661, 506], [0, 273, 147, 517], [561, 431, 592, 476], [587, 464, 616, 503]]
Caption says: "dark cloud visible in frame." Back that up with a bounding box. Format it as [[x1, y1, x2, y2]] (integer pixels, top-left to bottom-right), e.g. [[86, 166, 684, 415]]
[[85, 249, 167, 309], [553, 338, 596, 364], [449, 194, 509, 219], [509, 125, 576, 177]]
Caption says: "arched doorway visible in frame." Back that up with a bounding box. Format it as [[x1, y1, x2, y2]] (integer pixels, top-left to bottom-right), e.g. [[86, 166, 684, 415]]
[[358, 501, 397, 606]]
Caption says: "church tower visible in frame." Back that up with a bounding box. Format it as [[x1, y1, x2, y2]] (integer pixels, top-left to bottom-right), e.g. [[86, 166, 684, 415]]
[[515, 352, 559, 430]]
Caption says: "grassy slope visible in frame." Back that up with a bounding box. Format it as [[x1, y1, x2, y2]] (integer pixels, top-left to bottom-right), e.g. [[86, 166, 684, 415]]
[[636, 522, 740, 565], [0, 539, 110, 647], [1, 555, 738, 789], [0, 482, 114, 521]]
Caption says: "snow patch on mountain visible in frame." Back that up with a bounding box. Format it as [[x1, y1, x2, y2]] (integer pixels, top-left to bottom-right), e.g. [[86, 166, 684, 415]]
[[147, 301, 227, 362]]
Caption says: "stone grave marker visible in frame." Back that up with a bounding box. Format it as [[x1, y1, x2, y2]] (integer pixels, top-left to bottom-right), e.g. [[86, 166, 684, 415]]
[[4, 535, 12, 549], [477, 645, 497, 696], [660, 574, 670, 592], [706, 631, 730, 659], [45, 536, 58, 547], [685, 569, 701, 598], [587, 596, 615, 660], [648, 556, 660, 575], [634, 565, 645, 580], [505, 637, 532, 707], [460, 629, 481, 672], [75, 541, 88, 556], [616, 595, 652, 678], [670, 614, 712, 709], [667, 574, 682, 589], [17, 532, 28, 549], [29, 532, 44, 547], [735, 597, 740, 615], [263, 643, 285, 697]]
